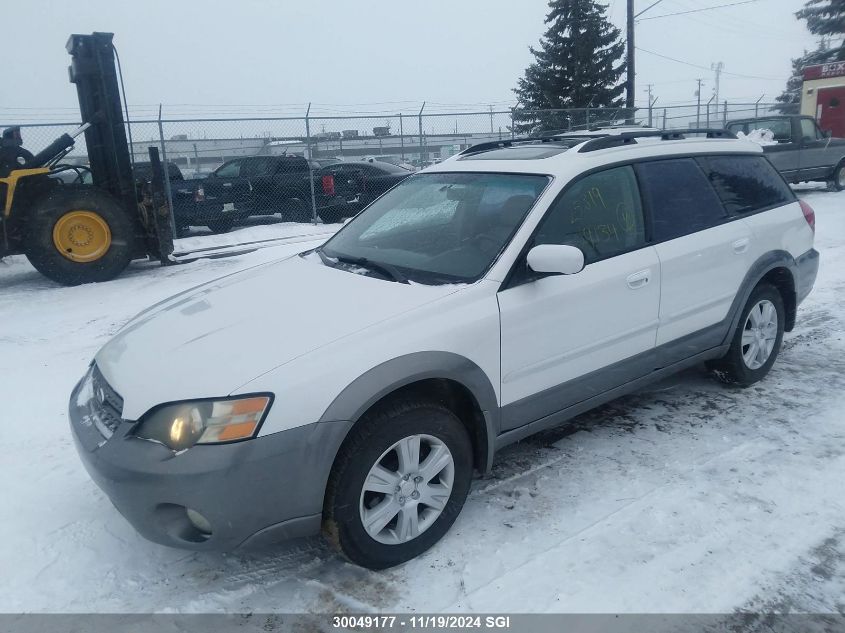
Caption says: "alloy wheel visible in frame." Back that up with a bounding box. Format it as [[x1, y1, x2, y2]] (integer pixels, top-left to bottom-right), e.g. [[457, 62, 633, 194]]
[[359, 434, 454, 545], [741, 299, 778, 370]]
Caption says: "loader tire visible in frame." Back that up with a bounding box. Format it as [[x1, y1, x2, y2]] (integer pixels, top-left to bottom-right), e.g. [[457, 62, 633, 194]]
[[24, 186, 136, 285]]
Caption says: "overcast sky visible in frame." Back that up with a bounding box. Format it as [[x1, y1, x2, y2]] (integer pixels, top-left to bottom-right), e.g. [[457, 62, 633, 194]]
[[1, 0, 818, 122]]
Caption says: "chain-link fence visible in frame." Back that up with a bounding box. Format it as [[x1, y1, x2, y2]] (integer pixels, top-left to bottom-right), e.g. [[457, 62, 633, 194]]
[[2, 101, 793, 238]]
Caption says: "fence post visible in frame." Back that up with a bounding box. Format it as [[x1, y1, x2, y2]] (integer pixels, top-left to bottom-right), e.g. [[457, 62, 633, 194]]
[[706, 96, 714, 128], [755, 94, 764, 118], [662, 108, 667, 129], [647, 101, 653, 128], [399, 113, 405, 160], [305, 103, 318, 225], [586, 107, 590, 130], [723, 100, 728, 125], [418, 101, 426, 167], [156, 104, 176, 237], [510, 108, 515, 139]]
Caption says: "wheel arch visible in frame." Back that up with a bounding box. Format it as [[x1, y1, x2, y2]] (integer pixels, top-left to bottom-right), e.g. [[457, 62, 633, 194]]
[[722, 250, 798, 344], [319, 352, 499, 476]]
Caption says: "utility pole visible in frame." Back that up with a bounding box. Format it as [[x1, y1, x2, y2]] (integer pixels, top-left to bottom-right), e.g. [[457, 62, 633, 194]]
[[627, 1, 666, 122], [626, 0, 635, 118], [711, 61, 724, 106], [695, 78, 703, 128]]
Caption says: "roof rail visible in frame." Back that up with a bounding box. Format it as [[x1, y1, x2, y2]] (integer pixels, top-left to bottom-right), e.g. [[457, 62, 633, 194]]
[[457, 136, 582, 157], [577, 128, 737, 153]]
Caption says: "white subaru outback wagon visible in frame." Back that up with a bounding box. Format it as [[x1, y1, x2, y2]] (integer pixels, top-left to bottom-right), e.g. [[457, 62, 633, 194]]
[[70, 129, 819, 569]]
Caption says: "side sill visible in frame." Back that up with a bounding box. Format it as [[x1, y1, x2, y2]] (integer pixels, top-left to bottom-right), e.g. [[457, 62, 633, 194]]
[[493, 345, 728, 451]]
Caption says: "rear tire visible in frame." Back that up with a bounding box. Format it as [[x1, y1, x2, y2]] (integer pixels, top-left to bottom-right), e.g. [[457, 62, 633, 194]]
[[24, 186, 135, 285], [323, 399, 472, 569], [827, 161, 845, 192], [707, 284, 785, 387], [318, 208, 343, 224]]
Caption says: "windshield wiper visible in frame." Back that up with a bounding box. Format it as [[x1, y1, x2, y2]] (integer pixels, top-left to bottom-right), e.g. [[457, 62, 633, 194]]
[[317, 248, 409, 284]]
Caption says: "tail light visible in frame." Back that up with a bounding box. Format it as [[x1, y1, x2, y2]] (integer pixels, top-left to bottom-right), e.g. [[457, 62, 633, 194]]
[[799, 199, 815, 233], [194, 186, 205, 203], [322, 174, 336, 197]]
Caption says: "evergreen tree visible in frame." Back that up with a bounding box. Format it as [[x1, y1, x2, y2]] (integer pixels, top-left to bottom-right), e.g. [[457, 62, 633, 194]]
[[797, 0, 845, 59], [513, 0, 626, 134], [775, 39, 837, 113]]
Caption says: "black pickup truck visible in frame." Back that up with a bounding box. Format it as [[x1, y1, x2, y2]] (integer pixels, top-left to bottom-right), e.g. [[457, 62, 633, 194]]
[[725, 114, 845, 190], [170, 155, 360, 233]]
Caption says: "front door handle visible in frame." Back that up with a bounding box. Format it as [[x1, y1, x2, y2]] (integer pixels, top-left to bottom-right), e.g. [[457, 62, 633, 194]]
[[733, 238, 750, 254], [626, 269, 651, 289], [222, 182, 233, 188]]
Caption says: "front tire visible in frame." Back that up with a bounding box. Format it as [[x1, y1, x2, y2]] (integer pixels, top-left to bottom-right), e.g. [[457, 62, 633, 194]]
[[284, 198, 312, 223], [24, 186, 135, 285], [206, 218, 236, 233], [708, 283, 785, 386], [323, 399, 473, 569]]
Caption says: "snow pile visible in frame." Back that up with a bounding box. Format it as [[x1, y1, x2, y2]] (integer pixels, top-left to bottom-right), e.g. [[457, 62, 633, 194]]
[[737, 128, 778, 146]]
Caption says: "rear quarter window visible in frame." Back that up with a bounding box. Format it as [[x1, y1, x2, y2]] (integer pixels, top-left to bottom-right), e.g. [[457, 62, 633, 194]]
[[697, 155, 795, 215]]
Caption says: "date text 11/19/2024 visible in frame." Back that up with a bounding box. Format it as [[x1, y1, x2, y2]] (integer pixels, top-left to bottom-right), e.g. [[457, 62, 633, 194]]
[[332, 615, 512, 629]]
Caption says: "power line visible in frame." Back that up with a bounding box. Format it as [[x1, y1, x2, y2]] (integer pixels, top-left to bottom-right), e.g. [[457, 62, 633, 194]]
[[637, 0, 760, 21], [634, 0, 667, 19], [635, 46, 784, 80]]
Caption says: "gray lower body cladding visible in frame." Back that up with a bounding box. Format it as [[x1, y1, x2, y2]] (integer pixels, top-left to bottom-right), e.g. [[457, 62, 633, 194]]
[[69, 375, 352, 551], [795, 248, 819, 306]]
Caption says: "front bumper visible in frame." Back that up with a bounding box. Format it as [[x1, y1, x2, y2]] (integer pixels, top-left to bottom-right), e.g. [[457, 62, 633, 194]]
[[68, 370, 352, 551]]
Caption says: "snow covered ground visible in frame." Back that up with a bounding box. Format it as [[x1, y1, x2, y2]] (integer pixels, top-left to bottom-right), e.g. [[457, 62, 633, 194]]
[[0, 192, 843, 615]]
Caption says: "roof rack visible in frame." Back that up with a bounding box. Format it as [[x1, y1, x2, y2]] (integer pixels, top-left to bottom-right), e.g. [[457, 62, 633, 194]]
[[457, 137, 556, 156], [457, 135, 588, 157], [577, 128, 737, 153]]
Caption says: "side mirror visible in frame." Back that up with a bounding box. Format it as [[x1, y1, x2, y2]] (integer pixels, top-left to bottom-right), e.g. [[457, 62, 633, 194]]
[[207, 171, 217, 178], [526, 244, 585, 275], [824, 129, 833, 138]]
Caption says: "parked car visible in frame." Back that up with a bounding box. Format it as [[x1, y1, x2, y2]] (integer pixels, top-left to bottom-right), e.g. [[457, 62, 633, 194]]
[[169, 155, 360, 233], [322, 160, 413, 219], [310, 157, 343, 169], [70, 131, 818, 569], [362, 155, 415, 170], [725, 114, 845, 189]]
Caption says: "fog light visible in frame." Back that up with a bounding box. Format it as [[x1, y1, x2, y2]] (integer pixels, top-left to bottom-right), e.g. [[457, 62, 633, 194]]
[[186, 508, 212, 535]]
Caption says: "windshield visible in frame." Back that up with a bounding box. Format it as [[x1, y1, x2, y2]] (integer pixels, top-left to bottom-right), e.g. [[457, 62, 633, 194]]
[[319, 172, 549, 283]]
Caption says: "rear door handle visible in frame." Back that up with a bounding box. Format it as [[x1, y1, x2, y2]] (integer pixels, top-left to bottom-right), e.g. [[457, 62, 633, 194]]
[[626, 269, 651, 289], [733, 238, 750, 254], [222, 182, 233, 187]]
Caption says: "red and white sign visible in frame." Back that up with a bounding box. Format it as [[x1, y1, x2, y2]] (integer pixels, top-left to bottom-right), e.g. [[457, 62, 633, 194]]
[[803, 62, 845, 81]]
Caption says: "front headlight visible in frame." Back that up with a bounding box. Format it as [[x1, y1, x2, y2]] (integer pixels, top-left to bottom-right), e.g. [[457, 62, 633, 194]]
[[135, 395, 272, 451]]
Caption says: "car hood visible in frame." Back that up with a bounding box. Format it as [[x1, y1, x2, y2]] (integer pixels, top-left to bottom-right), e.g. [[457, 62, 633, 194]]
[[95, 254, 464, 420]]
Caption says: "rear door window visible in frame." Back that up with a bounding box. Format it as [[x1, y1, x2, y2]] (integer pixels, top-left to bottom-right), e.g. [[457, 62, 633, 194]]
[[799, 118, 822, 142], [276, 158, 309, 174], [241, 158, 274, 178], [697, 155, 795, 215], [636, 158, 729, 242]]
